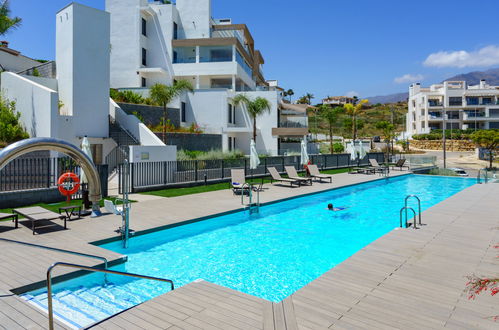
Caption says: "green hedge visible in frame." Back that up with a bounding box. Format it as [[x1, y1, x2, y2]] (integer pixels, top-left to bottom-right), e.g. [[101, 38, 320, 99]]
[[412, 129, 493, 140]]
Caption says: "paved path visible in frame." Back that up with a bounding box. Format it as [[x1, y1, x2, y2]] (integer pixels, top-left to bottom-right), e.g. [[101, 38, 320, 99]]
[[0, 171, 497, 329]]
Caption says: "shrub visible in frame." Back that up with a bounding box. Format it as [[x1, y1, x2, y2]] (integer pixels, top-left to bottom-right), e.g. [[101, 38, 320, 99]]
[[0, 97, 29, 145], [428, 168, 458, 176], [333, 142, 344, 153], [177, 149, 245, 160]]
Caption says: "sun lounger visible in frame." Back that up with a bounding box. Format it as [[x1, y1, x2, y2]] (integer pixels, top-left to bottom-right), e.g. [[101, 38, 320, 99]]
[[391, 158, 410, 171], [349, 167, 374, 174], [368, 159, 389, 174], [307, 164, 333, 183], [268, 167, 301, 187], [0, 212, 18, 228], [13, 206, 67, 235], [230, 169, 263, 195], [284, 166, 312, 185]]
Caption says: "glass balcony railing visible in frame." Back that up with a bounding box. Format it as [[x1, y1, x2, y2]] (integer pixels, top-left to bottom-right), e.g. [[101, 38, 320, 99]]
[[279, 117, 308, 128], [428, 101, 443, 107], [236, 51, 253, 77]]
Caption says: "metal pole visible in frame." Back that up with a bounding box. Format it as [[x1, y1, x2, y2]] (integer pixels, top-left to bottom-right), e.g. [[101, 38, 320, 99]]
[[442, 108, 447, 169]]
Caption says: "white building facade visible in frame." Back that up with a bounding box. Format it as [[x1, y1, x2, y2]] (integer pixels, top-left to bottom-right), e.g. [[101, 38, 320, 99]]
[[106, 0, 308, 155], [1, 3, 175, 165], [407, 80, 499, 136]]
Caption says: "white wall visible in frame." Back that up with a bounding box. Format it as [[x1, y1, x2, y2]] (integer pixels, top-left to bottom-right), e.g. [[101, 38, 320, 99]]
[[1, 72, 59, 138], [186, 89, 228, 134], [176, 0, 211, 39], [56, 3, 110, 138], [129, 145, 177, 163], [0, 51, 40, 72], [106, 0, 142, 88]]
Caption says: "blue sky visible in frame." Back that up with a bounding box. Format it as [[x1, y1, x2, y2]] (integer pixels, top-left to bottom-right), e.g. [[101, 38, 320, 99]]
[[7, 0, 499, 101]]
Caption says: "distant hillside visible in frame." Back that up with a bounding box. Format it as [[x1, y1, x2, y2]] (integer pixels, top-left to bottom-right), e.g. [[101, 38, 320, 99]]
[[365, 67, 499, 104], [443, 68, 499, 85], [365, 92, 408, 105]]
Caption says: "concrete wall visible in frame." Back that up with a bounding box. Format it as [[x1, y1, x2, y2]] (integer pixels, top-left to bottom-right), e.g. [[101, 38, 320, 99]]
[[1, 72, 59, 139], [176, 0, 211, 39], [0, 188, 65, 209], [117, 102, 180, 127], [56, 3, 110, 138], [129, 145, 177, 163], [155, 132, 222, 151]]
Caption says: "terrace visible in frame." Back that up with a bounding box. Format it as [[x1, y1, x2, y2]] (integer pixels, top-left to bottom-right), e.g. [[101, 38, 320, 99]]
[[0, 167, 497, 329]]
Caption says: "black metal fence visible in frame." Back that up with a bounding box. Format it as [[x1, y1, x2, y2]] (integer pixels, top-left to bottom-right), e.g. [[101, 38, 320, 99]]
[[0, 157, 108, 197], [120, 152, 385, 193]]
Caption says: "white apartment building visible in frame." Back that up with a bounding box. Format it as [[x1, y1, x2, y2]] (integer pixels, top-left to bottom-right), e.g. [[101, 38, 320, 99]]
[[106, 0, 308, 155], [1, 3, 175, 165], [407, 80, 499, 136]]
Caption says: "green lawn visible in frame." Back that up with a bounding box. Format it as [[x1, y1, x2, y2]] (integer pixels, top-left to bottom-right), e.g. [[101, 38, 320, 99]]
[[0, 197, 131, 219], [141, 167, 352, 198]]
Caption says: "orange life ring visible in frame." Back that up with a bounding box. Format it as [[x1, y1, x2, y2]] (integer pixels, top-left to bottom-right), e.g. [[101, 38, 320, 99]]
[[58, 172, 81, 196]]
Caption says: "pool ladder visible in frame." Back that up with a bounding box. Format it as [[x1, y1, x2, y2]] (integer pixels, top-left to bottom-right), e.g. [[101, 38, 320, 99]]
[[241, 183, 260, 214], [399, 195, 423, 229], [46, 262, 174, 330]]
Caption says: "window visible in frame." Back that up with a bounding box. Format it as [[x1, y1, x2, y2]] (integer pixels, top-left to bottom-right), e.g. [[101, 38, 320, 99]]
[[228, 104, 232, 124], [173, 22, 178, 40], [141, 77, 146, 87], [421, 121, 425, 128], [228, 137, 235, 151], [448, 97, 462, 106], [181, 102, 186, 122], [142, 48, 147, 66], [141, 18, 147, 36]]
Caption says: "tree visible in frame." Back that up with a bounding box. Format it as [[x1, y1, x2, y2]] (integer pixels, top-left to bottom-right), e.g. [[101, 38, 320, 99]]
[[470, 130, 499, 169], [376, 121, 396, 165], [0, 1, 21, 36], [0, 96, 29, 146], [284, 89, 294, 102], [149, 80, 194, 143], [320, 105, 341, 154], [305, 93, 314, 105], [344, 99, 368, 140], [232, 94, 271, 143], [296, 95, 309, 104]]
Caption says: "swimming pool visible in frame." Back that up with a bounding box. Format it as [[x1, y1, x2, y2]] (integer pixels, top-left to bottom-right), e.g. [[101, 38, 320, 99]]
[[24, 174, 475, 328]]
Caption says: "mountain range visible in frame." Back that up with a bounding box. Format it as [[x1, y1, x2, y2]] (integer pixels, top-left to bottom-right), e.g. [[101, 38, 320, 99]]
[[366, 68, 499, 104]]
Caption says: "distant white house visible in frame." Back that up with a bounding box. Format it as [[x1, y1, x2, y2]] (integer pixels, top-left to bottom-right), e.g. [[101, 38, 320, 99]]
[[1, 3, 175, 165], [106, 0, 308, 155], [407, 80, 499, 136]]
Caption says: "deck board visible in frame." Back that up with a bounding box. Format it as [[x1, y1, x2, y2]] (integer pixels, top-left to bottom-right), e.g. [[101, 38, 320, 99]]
[[0, 171, 498, 329]]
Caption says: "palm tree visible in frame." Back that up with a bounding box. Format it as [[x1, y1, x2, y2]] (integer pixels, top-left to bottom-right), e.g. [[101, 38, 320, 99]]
[[305, 93, 314, 105], [149, 80, 194, 143], [0, 1, 21, 36], [376, 121, 396, 167], [285, 89, 294, 102], [232, 94, 271, 143], [344, 99, 368, 140], [320, 105, 341, 154]]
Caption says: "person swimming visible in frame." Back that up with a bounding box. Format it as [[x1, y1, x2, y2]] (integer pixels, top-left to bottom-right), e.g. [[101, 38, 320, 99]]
[[327, 203, 346, 211]]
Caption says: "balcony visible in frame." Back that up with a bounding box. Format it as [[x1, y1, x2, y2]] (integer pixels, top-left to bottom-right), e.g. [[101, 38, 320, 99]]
[[428, 101, 443, 107], [279, 117, 308, 128]]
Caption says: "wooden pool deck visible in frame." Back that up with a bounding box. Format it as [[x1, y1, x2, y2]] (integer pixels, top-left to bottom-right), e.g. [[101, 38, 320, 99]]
[[0, 171, 498, 329]]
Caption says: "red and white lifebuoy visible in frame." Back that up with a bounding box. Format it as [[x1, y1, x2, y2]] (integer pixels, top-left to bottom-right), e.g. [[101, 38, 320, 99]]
[[57, 172, 81, 196]]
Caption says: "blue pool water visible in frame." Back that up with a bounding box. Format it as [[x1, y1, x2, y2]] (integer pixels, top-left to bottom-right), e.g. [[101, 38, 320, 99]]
[[24, 174, 475, 328]]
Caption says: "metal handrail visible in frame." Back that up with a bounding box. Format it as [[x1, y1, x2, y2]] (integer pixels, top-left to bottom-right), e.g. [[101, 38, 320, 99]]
[[241, 183, 252, 206], [477, 169, 489, 184], [0, 238, 108, 269], [46, 262, 174, 330], [405, 195, 422, 226], [399, 207, 417, 229]]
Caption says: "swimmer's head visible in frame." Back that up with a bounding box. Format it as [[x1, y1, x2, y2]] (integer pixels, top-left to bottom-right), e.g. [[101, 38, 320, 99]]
[[327, 203, 333, 210]]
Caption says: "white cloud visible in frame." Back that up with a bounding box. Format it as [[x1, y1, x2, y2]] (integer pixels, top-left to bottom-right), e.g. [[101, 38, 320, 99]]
[[394, 73, 424, 84], [345, 91, 359, 98], [423, 45, 499, 68]]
